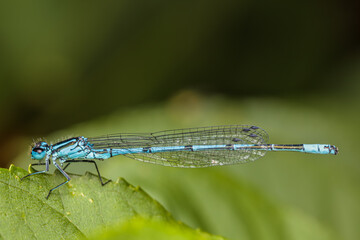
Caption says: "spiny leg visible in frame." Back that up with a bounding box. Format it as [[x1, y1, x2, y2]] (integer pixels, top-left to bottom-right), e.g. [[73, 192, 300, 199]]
[[46, 162, 71, 199], [63, 160, 111, 186], [30, 162, 46, 167], [21, 157, 50, 181]]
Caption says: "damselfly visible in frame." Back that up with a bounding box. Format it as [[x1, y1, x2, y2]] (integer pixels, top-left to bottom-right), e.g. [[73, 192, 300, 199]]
[[21, 125, 338, 198]]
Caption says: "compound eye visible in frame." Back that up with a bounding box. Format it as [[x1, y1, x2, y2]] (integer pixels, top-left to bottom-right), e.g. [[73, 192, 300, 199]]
[[35, 148, 43, 154]]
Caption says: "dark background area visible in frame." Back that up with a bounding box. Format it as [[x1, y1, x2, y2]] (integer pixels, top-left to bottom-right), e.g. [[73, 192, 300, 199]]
[[0, 0, 358, 165]]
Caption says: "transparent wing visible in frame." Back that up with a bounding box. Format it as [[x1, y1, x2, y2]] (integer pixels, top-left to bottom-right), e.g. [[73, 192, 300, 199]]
[[88, 125, 269, 167]]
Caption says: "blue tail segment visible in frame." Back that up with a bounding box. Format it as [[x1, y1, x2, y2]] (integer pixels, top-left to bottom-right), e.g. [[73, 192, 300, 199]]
[[23, 125, 338, 198], [303, 144, 338, 155]]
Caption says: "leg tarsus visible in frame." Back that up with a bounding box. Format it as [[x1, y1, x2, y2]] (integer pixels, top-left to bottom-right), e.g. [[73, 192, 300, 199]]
[[21, 162, 47, 180], [22, 156, 50, 181], [46, 179, 69, 199], [21, 170, 47, 181], [102, 179, 112, 186], [46, 162, 71, 199]]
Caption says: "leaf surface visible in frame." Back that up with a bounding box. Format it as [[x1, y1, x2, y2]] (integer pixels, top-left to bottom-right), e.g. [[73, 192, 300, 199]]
[[0, 165, 200, 240]]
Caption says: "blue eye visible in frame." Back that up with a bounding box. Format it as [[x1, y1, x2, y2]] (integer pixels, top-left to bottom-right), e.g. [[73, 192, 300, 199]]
[[31, 142, 48, 160]]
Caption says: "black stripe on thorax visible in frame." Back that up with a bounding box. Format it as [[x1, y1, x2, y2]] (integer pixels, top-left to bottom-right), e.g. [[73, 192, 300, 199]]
[[53, 137, 79, 149]]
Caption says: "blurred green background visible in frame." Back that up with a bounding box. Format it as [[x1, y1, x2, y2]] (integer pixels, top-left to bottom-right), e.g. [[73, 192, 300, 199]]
[[1, 0, 359, 239]]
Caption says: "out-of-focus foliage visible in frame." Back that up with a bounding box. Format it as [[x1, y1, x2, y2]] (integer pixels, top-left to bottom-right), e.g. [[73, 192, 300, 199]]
[[87, 217, 225, 240]]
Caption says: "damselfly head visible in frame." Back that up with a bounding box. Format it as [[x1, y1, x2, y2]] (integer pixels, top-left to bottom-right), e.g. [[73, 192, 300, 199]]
[[31, 141, 49, 160]]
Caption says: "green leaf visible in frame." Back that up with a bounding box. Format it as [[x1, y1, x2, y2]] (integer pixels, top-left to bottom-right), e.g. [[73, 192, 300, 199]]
[[87, 217, 225, 240], [0, 165, 223, 240]]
